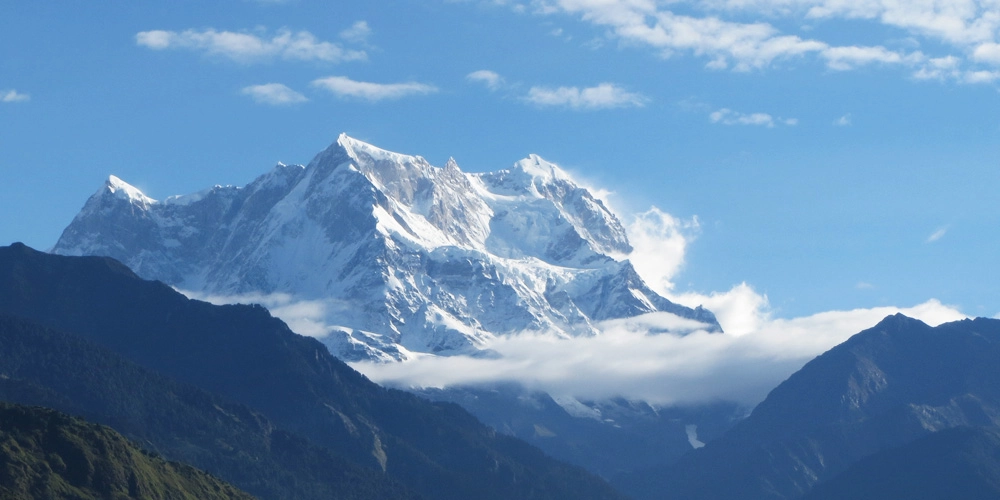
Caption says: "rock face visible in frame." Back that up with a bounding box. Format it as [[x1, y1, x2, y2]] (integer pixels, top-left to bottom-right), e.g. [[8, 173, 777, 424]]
[[53, 134, 719, 361]]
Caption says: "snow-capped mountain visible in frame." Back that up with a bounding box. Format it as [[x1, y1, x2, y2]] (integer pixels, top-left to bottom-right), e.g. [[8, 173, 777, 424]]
[[54, 134, 719, 361]]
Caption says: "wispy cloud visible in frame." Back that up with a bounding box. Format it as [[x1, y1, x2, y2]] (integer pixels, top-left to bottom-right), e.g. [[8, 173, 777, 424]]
[[856, 281, 875, 290], [926, 226, 949, 243], [466, 69, 505, 91], [340, 21, 372, 44], [1, 89, 30, 103], [311, 76, 438, 101], [241, 83, 308, 105], [525, 83, 648, 109], [519, 0, 1000, 81], [135, 28, 366, 64], [710, 108, 796, 127], [834, 113, 852, 126]]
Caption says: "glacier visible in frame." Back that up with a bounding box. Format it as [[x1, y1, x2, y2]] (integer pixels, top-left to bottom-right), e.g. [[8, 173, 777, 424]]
[[53, 134, 720, 361]]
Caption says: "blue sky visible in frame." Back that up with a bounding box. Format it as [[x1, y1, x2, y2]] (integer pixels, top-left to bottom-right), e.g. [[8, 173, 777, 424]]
[[2, 0, 999, 322]]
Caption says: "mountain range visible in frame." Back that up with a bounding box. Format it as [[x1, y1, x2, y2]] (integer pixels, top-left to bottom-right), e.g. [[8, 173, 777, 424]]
[[52, 134, 719, 362], [22, 133, 1000, 498]]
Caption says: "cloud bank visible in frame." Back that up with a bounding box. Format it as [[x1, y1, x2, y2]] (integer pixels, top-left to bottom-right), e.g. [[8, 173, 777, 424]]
[[353, 300, 965, 406]]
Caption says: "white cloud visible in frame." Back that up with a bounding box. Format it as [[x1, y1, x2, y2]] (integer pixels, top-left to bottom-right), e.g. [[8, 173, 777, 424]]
[[856, 281, 875, 289], [353, 299, 966, 406], [926, 225, 949, 243], [241, 83, 308, 105], [963, 69, 1000, 83], [311, 76, 438, 101], [525, 83, 648, 109], [466, 69, 505, 90], [1, 89, 29, 103], [180, 290, 341, 338], [821, 45, 911, 70], [834, 113, 852, 126], [521, 0, 1000, 79], [710, 108, 796, 127], [135, 28, 367, 64], [626, 207, 697, 294], [340, 21, 372, 44]]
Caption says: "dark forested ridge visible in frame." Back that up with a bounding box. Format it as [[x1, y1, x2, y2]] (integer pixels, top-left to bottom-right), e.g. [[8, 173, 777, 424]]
[[0, 314, 416, 500], [0, 243, 623, 500], [0, 402, 254, 500], [616, 314, 1000, 499]]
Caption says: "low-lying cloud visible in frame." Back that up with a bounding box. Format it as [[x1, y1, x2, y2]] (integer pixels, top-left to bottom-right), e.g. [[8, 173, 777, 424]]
[[353, 299, 965, 406]]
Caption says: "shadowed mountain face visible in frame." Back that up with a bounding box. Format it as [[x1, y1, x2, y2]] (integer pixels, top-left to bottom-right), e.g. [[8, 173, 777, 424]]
[[52, 134, 719, 361], [0, 243, 624, 500], [0, 313, 417, 500], [0, 402, 255, 500], [805, 426, 1000, 500], [616, 314, 1000, 500]]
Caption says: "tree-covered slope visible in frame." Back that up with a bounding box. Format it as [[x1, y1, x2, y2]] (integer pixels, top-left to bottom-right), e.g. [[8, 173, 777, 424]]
[[0, 314, 416, 500], [0, 402, 254, 500]]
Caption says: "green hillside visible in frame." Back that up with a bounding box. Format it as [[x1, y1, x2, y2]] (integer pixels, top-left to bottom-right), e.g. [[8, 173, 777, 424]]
[[0, 402, 254, 500]]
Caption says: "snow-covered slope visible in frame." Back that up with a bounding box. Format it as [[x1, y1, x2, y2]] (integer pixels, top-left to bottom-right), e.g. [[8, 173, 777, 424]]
[[53, 134, 720, 361]]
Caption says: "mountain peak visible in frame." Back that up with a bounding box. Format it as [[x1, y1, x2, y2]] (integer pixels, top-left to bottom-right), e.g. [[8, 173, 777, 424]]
[[54, 135, 720, 361], [513, 154, 573, 183], [104, 175, 156, 206], [336, 133, 428, 167], [872, 313, 928, 332]]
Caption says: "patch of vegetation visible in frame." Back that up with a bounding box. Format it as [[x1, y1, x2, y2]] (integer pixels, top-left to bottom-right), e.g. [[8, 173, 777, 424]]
[[0, 402, 254, 500]]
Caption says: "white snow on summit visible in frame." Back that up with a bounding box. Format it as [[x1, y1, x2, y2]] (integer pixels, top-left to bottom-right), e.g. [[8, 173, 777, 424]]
[[105, 175, 156, 207], [53, 134, 720, 362]]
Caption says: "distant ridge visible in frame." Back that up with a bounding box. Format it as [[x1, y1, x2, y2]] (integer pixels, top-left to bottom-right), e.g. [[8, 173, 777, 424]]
[[617, 314, 1000, 499]]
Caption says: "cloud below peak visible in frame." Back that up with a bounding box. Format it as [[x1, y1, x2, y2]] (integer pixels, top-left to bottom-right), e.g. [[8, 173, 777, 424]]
[[353, 298, 966, 406]]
